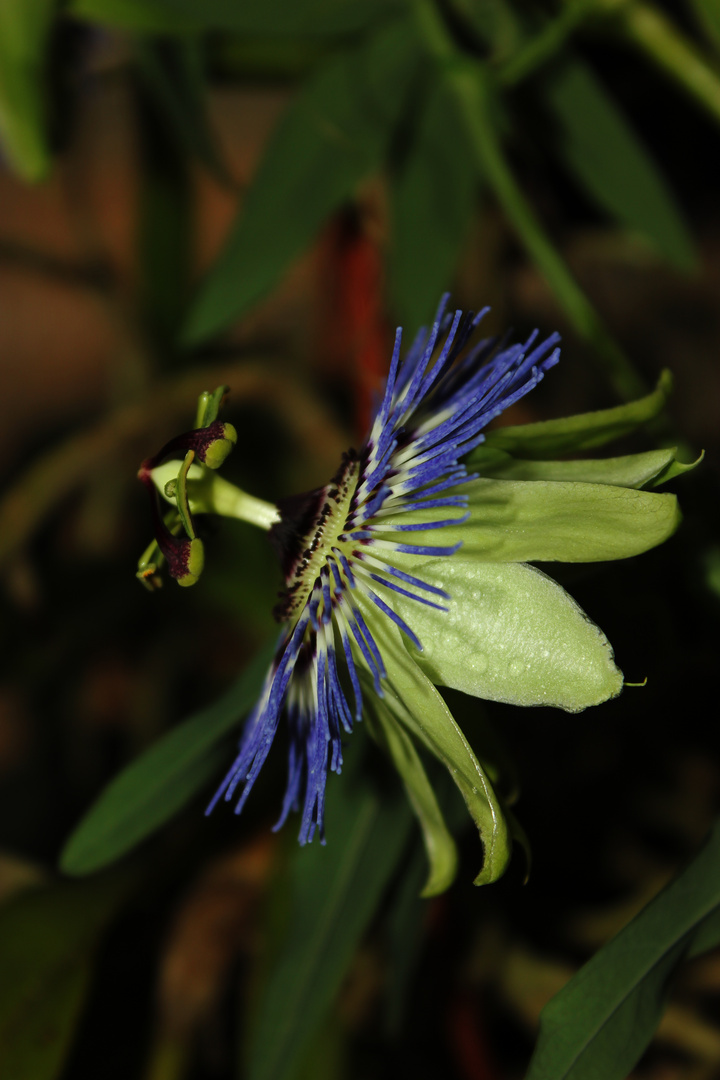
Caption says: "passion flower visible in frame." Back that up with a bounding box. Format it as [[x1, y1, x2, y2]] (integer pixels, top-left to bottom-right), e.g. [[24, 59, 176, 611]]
[[141, 297, 689, 893]]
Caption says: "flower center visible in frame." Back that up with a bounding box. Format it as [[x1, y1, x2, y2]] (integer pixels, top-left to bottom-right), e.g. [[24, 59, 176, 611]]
[[270, 452, 360, 622]]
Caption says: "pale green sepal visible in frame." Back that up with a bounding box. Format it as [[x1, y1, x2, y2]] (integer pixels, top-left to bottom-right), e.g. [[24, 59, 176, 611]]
[[365, 703, 458, 897], [355, 594, 511, 886], [389, 559, 623, 712], [649, 448, 704, 487], [471, 446, 697, 490], [387, 479, 681, 563], [476, 371, 672, 459]]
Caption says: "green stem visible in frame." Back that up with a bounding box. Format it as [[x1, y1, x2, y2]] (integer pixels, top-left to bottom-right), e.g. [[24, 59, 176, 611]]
[[618, 0, 720, 127], [413, 0, 646, 401], [497, 0, 596, 86]]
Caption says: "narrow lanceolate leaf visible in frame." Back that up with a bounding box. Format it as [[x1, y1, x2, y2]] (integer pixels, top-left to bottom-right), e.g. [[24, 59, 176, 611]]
[[542, 58, 696, 271], [366, 701, 458, 896], [246, 756, 412, 1080], [390, 71, 479, 335], [391, 559, 623, 713], [526, 818, 720, 1080], [471, 446, 699, 490], [135, 38, 227, 180], [391, 479, 680, 563], [439, 55, 645, 400], [361, 597, 512, 886], [478, 371, 672, 458], [60, 642, 275, 875], [0, 872, 132, 1080], [182, 16, 421, 345], [0, 0, 56, 181]]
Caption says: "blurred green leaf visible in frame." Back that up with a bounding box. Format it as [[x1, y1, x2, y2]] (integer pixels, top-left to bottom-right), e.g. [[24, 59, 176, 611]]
[[412, 1, 646, 400], [383, 842, 427, 1034], [135, 38, 228, 181], [60, 641, 275, 875], [689, 0, 720, 53], [390, 72, 479, 334], [0, 0, 56, 181], [479, 371, 672, 458], [543, 58, 696, 271], [182, 16, 422, 345], [702, 545, 720, 603], [451, 62, 645, 401], [246, 748, 412, 1080], [619, 1, 720, 131], [526, 818, 720, 1080], [472, 446, 698, 489], [70, 0, 391, 35], [0, 873, 131, 1080]]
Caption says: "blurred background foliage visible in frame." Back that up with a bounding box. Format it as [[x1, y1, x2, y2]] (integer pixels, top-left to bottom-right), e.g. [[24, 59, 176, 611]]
[[2, 0, 720, 1078]]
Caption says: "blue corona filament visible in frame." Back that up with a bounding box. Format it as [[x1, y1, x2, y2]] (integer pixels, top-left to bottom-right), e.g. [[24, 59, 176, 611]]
[[207, 296, 560, 843]]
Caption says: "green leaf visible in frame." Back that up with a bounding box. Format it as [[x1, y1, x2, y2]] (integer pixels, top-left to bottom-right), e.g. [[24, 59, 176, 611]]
[[389, 558, 623, 713], [60, 641, 275, 875], [135, 38, 228, 181], [182, 17, 422, 345], [0, 0, 56, 181], [690, 0, 720, 53], [0, 872, 132, 1080], [358, 595, 511, 885], [70, 0, 390, 35], [471, 446, 698, 489], [365, 701, 458, 896], [429, 45, 646, 399], [390, 71, 479, 334], [688, 0, 720, 55], [388, 478, 680, 563], [542, 58, 696, 271], [246, 750, 412, 1080], [383, 841, 428, 1034], [526, 818, 720, 1080], [478, 371, 673, 458]]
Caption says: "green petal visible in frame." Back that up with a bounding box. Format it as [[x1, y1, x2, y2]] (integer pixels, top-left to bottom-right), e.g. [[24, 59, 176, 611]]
[[388, 559, 623, 712], [387, 478, 680, 563], [470, 446, 700, 490], [356, 594, 511, 886], [365, 702, 459, 897], [475, 371, 672, 459]]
